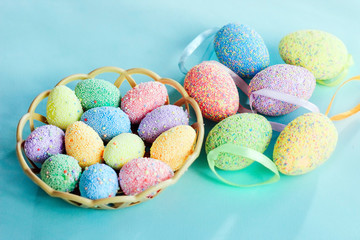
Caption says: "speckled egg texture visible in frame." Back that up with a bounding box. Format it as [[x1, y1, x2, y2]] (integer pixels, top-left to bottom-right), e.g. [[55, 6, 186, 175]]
[[46, 85, 83, 130], [75, 78, 121, 111], [214, 23, 270, 78], [184, 61, 239, 122], [249, 64, 316, 116], [121, 82, 168, 124], [81, 106, 131, 142], [150, 125, 196, 171], [274, 113, 338, 175], [24, 125, 65, 163], [40, 154, 82, 192], [205, 113, 272, 170], [279, 30, 350, 80], [103, 133, 145, 170], [138, 105, 189, 143], [119, 157, 174, 196], [79, 163, 119, 200], [65, 121, 104, 168]]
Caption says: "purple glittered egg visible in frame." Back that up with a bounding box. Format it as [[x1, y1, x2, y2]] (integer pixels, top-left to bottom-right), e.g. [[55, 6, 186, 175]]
[[137, 105, 189, 143], [24, 125, 65, 163], [249, 64, 316, 116]]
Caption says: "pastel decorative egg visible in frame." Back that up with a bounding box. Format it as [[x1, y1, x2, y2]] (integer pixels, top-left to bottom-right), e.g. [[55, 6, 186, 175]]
[[138, 105, 189, 143], [214, 23, 270, 78], [184, 61, 239, 122], [75, 78, 121, 111], [24, 125, 65, 163], [279, 30, 351, 81], [121, 82, 168, 124], [150, 125, 196, 171], [79, 163, 119, 199], [205, 113, 272, 170], [46, 85, 83, 129], [81, 106, 131, 142], [65, 121, 104, 168], [103, 133, 145, 170], [249, 64, 316, 116], [119, 157, 174, 196], [273, 113, 338, 175], [40, 154, 82, 192]]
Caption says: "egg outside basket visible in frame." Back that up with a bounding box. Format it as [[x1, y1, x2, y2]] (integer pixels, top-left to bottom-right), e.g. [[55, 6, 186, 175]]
[[16, 66, 204, 209]]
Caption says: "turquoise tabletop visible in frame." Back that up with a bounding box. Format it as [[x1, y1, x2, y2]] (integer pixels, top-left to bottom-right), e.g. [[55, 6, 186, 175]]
[[1, 1, 360, 239]]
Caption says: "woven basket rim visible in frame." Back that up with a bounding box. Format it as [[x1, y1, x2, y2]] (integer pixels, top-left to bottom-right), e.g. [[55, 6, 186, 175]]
[[16, 66, 204, 209]]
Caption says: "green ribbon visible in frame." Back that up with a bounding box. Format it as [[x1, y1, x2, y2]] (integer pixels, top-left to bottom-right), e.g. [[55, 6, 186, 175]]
[[207, 143, 280, 187], [317, 54, 354, 87]]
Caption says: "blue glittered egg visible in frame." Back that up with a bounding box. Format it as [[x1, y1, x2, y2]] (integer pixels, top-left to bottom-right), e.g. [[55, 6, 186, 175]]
[[214, 23, 270, 78], [81, 106, 131, 142], [79, 163, 119, 200]]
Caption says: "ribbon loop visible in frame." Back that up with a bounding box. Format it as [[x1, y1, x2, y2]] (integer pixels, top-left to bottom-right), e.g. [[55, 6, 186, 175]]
[[325, 75, 360, 121], [178, 27, 219, 75], [207, 143, 280, 187]]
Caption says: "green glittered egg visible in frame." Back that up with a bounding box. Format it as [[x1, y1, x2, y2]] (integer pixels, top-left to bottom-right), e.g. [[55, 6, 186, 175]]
[[279, 30, 351, 81], [205, 113, 272, 170], [40, 154, 82, 192], [75, 79, 121, 111], [46, 85, 83, 130], [274, 113, 337, 176]]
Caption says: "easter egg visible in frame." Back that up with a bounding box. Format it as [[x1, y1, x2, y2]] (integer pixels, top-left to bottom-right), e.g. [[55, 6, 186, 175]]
[[121, 82, 168, 124], [103, 133, 145, 170], [65, 121, 104, 168], [75, 78, 121, 111], [81, 106, 131, 142], [46, 85, 83, 129], [40, 154, 82, 192], [119, 157, 174, 196], [214, 23, 270, 78], [138, 105, 189, 143], [279, 30, 351, 81], [24, 125, 65, 163], [79, 163, 119, 199], [205, 113, 272, 170], [184, 61, 239, 122], [273, 113, 338, 175], [150, 125, 196, 171], [249, 64, 316, 116]]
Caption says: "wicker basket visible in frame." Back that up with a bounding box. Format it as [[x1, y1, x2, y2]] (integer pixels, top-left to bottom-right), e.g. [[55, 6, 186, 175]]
[[16, 66, 204, 209]]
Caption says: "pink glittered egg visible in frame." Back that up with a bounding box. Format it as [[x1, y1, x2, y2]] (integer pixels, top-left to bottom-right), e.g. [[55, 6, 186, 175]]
[[249, 64, 316, 116], [119, 157, 174, 196], [121, 82, 168, 124], [184, 61, 239, 122]]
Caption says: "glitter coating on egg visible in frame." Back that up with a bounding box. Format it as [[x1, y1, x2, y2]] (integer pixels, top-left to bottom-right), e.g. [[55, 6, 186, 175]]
[[24, 125, 65, 163], [119, 157, 174, 196], [121, 82, 168, 124], [214, 23, 270, 78], [138, 105, 189, 143], [274, 113, 338, 175], [205, 113, 272, 170], [65, 121, 104, 168], [249, 64, 316, 116], [184, 61, 239, 122], [81, 106, 131, 142], [279, 30, 350, 80], [46, 85, 83, 130], [75, 78, 121, 111], [79, 163, 119, 200], [150, 125, 196, 171]]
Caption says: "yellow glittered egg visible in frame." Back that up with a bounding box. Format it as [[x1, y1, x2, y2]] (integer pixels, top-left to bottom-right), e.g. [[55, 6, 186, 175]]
[[273, 113, 338, 175], [46, 85, 83, 130], [150, 125, 196, 171], [65, 121, 104, 168]]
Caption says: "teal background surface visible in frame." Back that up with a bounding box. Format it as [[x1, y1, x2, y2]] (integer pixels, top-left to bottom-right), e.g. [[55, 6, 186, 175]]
[[1, 1, 360, 239]]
